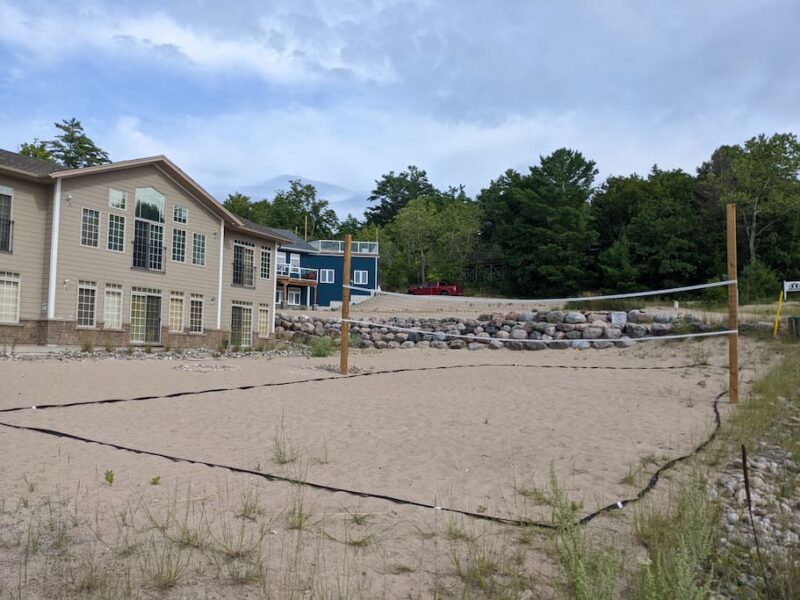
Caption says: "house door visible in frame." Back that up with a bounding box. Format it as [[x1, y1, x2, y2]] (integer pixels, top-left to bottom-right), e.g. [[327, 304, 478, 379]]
[[231, 304, 252, 348], [130, 291, 162, 344]]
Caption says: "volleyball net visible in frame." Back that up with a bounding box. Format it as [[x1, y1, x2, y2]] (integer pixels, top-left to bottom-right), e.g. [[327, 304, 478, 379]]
[[340, 280, 738, 349]]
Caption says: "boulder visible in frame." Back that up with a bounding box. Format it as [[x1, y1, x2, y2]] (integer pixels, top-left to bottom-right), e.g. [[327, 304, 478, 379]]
[[564, 312, 587, 324], [448, 339, 467, 350], [592, 341, 614, 350], [614, 337, 636, 348], [510, 328, 529, 340], [582, 326, 604, 339], [416, 340, 430, 349], [400, 341, 416, 349], [650, 322, 672, 336], [525, 341, 546, 351], [549, 340, 570, 350], [545, 311, 565, 323], [571, 340, 591, 350], [625, 323, 648, 338], [468, 342, 484, 351], [430, 341, 449, 350], [604, 328, 623, 339], [386, 341, 401, 349], [374, 340, 388, 349], [488, 340, 504, 350]]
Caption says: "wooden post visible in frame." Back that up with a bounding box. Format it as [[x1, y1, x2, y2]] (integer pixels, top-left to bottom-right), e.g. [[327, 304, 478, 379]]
[[726, 203, 739, 404], [340, 234, 352, 375]]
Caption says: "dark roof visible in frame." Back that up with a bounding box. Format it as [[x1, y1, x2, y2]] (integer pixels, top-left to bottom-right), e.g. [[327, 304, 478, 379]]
[[235, 218, 296, 245], [256, 224, 317, 252], [0, 149, 61, 178]]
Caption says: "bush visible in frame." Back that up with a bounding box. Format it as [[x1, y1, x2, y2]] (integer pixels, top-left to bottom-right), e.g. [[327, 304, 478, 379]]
[[740, 260, 780, 304], [308, 336, 334, 357]]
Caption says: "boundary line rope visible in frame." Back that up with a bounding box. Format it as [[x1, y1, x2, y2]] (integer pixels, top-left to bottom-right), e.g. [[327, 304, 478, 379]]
[[0, 362, 721, 416], [0, 364, 726, 530], [344, 279, 736, 305]]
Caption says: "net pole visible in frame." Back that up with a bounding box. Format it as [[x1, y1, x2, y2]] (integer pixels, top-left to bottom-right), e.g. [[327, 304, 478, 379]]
[[339, 234, 352, 375], [726, 203, 739, 404]]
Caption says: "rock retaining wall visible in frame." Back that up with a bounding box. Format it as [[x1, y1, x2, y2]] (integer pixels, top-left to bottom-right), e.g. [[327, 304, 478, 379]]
[[274, 310, 711, 350]]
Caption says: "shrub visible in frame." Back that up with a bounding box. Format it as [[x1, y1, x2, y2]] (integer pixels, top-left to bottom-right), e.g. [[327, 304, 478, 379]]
[[739, 260, 780, 304], [309, 336, 334, 357]]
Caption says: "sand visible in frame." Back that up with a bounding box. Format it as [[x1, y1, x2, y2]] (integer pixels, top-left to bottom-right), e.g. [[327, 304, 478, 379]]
[[0, 337, 772, 598]]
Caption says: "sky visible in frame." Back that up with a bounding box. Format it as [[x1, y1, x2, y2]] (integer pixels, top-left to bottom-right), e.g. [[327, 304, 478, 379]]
[[0, 0, 798, 218]]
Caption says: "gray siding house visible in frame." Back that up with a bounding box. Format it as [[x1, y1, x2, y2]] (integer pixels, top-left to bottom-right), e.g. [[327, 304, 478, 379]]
[[0, 149, 290, 349]]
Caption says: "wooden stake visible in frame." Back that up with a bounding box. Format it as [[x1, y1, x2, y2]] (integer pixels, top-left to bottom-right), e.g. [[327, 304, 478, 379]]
[[340, 234, 352, 375], [726, 203, 739, 404], [772, 290, 784, 337]]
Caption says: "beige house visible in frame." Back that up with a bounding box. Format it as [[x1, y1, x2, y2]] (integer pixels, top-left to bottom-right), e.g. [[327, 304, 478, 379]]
[[0, 149, 290, 349]]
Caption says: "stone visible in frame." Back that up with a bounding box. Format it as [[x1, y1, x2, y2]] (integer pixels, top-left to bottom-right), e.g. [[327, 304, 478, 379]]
[[448, 339, 467, 350], [394, 333, 409, 343], [592, 341, 614, 349], [549, 340, 570, 349], [430, 341, 449, 350], [525, 341, 546, 351], [571, 340, 591, 350], [614, 337, 635, 348], [506, 341, 524, 351], [373, 340, 387, 349], [604, 328, 623, 339], [510, 328, 529, 340], [653, 313, 677, 324], [386, 341, 400, 349], [565, 331, 583, 339], [488, 340, 504, 350], [628, 310, 653, 324], [519, 311, 538, 322], [416, 340, 430, 349], [400, 341, 416, 349], [564, 312, 587, 324], [726, 511, 740, 525], [432, 331, 447, 342], [625, 323, 647, 338], [545, 311, 565, 323], [650, 322, 671, 336], [496, 330, 510, 339], [468, 342, 484, 351], [582, 326, 604, 339], [360, 340, 375, 349]]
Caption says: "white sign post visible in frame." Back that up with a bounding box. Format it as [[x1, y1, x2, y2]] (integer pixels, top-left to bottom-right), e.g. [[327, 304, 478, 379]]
[[784, 281, 800, 295]]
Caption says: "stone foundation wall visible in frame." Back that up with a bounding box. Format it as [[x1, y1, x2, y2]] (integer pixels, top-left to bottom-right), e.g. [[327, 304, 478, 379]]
[[274, 309, 710, 350]]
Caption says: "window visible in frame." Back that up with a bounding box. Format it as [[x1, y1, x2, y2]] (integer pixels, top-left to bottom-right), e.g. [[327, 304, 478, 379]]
[[320, 269, 335, 284], [0, 185, 12, 253], [353, 270, 368, 285], [192, 233, 206, 266], [257, 304, 270, 337], [169, 292, 184, 332], [109, 189, 127, 210], [172, 229, 186, 262], [173, 205, 188, 223], [231, 301, 253, 348], [233, 240, 255, 287], [275, 288, 283, 304], [276, 251, 286, 265], [135, 187, 165, 223], [287, 287, 301, 306], [133, 188, 166, 271], [260, 247, 271, 279], [107, 214, 125, 252], [0, 272, 20, 323], [77, 281, 97, 327], [81, 208, 100, 247], [189, 294, 204, 333], [103, 284, 123, 329]]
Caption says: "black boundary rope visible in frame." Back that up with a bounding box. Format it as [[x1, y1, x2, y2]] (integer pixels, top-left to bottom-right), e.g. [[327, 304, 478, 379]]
[[0, 361, 718, 415], [0, 363, 726, 530]]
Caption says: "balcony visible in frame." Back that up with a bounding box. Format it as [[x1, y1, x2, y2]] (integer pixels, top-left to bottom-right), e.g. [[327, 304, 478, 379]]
[[0, 219, 12, 253], [309, 240, 379, 255], [276, 263, 318, 282]]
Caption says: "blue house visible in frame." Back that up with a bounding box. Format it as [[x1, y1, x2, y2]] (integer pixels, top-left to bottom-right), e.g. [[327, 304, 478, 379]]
[[265, 228, 379, 309]]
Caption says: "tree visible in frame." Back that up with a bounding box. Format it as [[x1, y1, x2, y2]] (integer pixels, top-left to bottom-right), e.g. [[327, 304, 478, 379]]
[[364, 165, 438, 226], [20, 119, 111, 168], [337, 214, 363, 238], [19, 139, 54, 162], [698, 133, 800, 265], [223, 192, 254, 220], [480, 149, 598, 296]]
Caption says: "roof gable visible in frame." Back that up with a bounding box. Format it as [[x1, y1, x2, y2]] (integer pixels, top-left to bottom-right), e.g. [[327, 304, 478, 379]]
[[0, 149, 60, 179]]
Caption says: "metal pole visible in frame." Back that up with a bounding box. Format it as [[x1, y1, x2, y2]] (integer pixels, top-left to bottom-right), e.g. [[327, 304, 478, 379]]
[[726, 203, 739, 404], [340, 234, 352, 375]]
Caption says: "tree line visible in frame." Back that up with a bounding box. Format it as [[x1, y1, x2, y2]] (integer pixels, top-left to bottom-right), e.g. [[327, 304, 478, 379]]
[[20, 122, 800, 301]]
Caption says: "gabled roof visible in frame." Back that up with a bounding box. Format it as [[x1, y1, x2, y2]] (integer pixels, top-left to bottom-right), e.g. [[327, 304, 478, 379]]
[[232, 218, 294, 244], [0, 149, 60, 180]]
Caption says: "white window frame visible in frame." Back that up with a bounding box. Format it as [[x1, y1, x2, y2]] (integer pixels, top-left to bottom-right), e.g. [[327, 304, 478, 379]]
[[172, 228, 187, 263], [320, 269, 335, 284], [192, 233, 206, 266], [76, 280, 97, 328], [287, 287, 301, 306], [0, 185, 13, 254], [107, 214, 126, 253], [276, 251, 286, 265], [80, 208, 100, 248], [257, 304, 270, 338], [260, 247, 271, 279], [103, 283, 123, 330], [275, 288, 283, 304], [169, 291, 185, 332], [173, 205, 188, 224], [231, 300, 253, 348], [0, 271, 21, 324], [189, 294, 204, 334], [108, 188, 127, 210], [353, 270, 368, 286]]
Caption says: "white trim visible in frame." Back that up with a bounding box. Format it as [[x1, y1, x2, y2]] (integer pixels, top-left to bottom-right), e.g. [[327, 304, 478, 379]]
[[47, 179, 61, 319], [216, 219, 224, 329], [76, 280, 97, 328], [0, 271, 21, 324], [320, 269, 335, 284], [80, 207, 101, 248], [353, 270, 368, 286], [270, 241, 278, 336], [106, 213, 126, 253]]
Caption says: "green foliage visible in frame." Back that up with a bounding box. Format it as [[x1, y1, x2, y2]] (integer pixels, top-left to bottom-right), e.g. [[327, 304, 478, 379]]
[[104, 470, 115, 486], [364, 165, 438, 226], [480, 149, 598, 296], [739, 260, 781, 303], [224, 180, 340, 238], [21, 119, 110, 168], [308, 336, 334, 357]]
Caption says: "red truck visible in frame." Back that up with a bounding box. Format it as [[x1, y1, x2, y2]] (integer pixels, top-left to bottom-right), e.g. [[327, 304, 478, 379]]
[[407, 281, 464, 296]]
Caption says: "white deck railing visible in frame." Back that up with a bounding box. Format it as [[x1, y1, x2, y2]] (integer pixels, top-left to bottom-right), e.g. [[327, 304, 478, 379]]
[[309, 240, 379, 255], [276, 263, 319, 280]]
